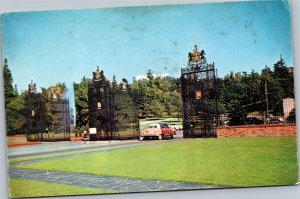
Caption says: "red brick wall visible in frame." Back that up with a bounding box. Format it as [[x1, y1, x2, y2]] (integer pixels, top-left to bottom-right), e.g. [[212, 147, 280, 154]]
[[216, 124, 297, 137]]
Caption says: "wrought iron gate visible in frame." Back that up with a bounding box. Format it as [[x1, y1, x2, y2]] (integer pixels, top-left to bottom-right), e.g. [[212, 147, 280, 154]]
[[25, 82, 44, 141], [88, 67, 115, 140], [114, 84, 140, 139], [44, 98, 71, 141], [25, 81, 71, 142], [181, 45, 218, 138], [88, 67, 139, 140]]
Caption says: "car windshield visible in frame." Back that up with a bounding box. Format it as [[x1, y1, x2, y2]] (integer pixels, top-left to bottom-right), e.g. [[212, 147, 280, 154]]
[[161, 124, 169, 128]]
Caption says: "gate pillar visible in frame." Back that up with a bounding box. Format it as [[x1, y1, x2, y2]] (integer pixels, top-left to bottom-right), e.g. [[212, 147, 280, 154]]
[[88, 66, 115, 140], [181, 45, 218, 138], [25, 81, 45, 141]]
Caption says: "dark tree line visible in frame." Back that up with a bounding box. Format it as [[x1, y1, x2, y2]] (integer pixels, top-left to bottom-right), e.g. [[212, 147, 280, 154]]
[[216, 57, 294, 116], [130, 70, 181, 119], [4, 56, 295, 135]]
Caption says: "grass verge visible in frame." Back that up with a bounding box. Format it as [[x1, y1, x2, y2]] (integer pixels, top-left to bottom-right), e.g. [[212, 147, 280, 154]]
[[8, 178, 114, 198]]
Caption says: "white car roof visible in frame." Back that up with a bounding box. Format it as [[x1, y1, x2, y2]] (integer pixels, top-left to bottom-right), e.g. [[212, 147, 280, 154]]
[[148, 123, 161, 127]]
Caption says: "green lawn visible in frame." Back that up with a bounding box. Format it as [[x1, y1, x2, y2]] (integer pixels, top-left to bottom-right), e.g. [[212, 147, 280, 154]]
[[15, 137, 299, 187], [8, 178, 114, 198]]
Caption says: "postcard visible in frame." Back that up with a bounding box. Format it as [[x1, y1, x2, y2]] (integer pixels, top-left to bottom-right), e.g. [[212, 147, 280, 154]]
[[1, 0, 298, 198]]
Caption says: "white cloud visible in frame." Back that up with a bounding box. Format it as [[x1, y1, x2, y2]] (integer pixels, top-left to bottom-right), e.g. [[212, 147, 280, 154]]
[[135, 74, 148, 80], [135, 73, 169, 80]]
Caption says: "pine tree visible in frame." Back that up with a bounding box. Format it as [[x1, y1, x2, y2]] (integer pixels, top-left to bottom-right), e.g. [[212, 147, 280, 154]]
[[3, 58, 16, 105], [3, 58, 26, 135], [74, 78, 89, 128]]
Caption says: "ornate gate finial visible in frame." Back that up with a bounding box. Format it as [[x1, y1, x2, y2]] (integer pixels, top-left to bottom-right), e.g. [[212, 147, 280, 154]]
[[28, 80, 36, 93], [93, 66, 103, 81], [51, 89, 59, 101], [188, 45, 206, 64]]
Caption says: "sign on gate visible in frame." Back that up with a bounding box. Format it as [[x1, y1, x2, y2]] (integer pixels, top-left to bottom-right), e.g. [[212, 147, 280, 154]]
[[89, 128, 97, 134]]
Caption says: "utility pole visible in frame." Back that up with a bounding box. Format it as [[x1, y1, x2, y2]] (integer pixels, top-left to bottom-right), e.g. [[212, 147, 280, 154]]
[[264, 65, 269, 124]]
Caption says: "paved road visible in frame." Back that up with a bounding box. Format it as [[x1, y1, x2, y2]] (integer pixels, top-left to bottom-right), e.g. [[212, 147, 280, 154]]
[[8, 140, 140, 159], [8, 130, 184, 159], [10, 139, 186, 166], [8, 131, 222, 195]]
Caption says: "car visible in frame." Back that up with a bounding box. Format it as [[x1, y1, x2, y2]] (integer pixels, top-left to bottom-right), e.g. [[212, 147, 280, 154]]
[[245, 117, 264, 125], [169, 123, 183, 130], [228, 114, 264, 126], [268, 117, 284, 124], [139, 123, 174, 141], [228, 113, 246, 126]]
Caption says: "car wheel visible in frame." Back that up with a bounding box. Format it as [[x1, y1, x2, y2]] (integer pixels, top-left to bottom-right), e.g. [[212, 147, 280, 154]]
[[171, 134, 174, 139]]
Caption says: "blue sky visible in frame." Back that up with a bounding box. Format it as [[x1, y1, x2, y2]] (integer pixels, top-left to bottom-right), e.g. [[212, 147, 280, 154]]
[[1, 0, 293, 93]]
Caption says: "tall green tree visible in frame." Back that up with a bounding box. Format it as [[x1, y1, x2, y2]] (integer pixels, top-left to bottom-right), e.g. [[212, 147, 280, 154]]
[[3, 58, 26, 135], [3, 58, 16, 104], [74, 78, 89, 129]]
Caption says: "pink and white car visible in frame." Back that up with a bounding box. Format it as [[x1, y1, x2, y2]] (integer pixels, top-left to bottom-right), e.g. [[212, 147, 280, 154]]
[[139, 123, 174, 141]]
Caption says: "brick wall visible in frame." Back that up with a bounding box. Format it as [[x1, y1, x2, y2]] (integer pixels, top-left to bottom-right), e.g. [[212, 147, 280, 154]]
[[216, 124, 297, 137]]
